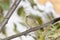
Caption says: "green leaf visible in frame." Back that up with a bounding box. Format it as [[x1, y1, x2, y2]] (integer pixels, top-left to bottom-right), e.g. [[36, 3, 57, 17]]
[[13, 23, 19, 33], [35, 15, 43, 25], [28, 0, 36, 8], [0, 15, 3, 23], [54, 22, 60, 29], [0, 6, 4, 23], [13, 23, 23, 40], [36, 30, 44, 40], [45, 22, 60, 40], [0, 0, 10, 10], [17, 7, 26, 18], [0, 6, 3, 15], [1, 27, 7, 36]]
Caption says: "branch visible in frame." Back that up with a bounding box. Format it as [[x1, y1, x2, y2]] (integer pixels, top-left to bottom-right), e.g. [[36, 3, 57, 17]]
[[0, 0, 21, 32], [2, 17, 60, 40]]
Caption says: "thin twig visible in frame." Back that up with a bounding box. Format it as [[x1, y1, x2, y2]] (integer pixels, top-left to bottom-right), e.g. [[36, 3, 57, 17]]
[[2, 17, 60, 40], [0, 0, 21, 32]]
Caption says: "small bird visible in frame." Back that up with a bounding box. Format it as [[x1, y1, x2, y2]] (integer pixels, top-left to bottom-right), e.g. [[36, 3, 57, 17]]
[[26, 14, 43, 28]]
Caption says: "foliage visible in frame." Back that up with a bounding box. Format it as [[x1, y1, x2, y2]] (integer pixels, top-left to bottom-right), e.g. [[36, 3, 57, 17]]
[[45, 22, 60, 40], [17, 7, 26, 18], [1, 27, 7, 36], [13, 23, 19, 33], [0, 0, 10, 10], [28, 0, 36, 8], [0, 6, 3, 23], [0, 15, 3, 23], [0, 0, 60, 40], [0, 0, 10, 23], [17, 2, 60, 40]]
